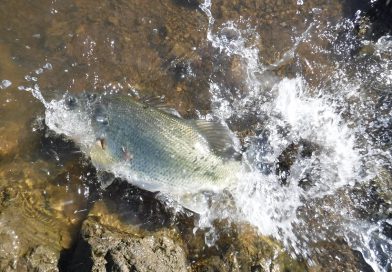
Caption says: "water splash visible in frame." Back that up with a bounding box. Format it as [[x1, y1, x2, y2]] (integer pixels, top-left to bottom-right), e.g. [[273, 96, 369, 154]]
[[0, 80, 12, 90], [198, 0, 392, 270]]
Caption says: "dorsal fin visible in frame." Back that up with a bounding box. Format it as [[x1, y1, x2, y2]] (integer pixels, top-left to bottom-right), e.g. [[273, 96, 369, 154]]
[[140, 95, 182, 118], [140, 95, 166, 107], [191, 119, 241, 160]]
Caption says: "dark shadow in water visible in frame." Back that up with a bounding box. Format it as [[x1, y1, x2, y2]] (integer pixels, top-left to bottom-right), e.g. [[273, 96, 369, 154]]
[[342, 0, 369, 18], [346, 0, 392, 40], [352, 250, 377, 272], [59, 236, 94, 272], [172, 0, 201, 9], [102, 178, 196, 231]]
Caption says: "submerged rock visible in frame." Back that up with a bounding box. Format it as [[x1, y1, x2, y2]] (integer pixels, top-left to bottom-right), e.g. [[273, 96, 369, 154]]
[[187, 221, 307, 272], [67, 201, 188, 272], [0, 160, 90, 271]]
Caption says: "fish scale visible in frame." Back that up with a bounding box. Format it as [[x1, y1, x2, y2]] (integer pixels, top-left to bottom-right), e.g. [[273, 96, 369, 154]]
[[88, 94, 243, 193]]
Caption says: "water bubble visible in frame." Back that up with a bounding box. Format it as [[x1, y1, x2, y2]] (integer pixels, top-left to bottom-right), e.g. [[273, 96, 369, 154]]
[[43, 63, 53, 70], [0, 80, 12, 89], [35, 68, 44, 75]]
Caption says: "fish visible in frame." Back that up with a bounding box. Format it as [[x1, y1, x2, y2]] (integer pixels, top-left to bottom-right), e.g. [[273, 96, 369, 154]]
[[45, 92, 245, 199]]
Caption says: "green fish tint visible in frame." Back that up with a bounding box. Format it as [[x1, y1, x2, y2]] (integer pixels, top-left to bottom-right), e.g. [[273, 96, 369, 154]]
[[58, 93, 244, 195]]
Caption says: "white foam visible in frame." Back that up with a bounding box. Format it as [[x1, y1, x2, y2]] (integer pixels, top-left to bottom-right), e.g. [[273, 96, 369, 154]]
[[198, 1, 391, 270], [44, 97, 95, 151]]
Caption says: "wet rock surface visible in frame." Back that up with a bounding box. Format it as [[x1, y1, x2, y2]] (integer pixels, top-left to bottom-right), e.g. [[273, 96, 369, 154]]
[[24, 246, 60, 272], [62, 199, 308, 272], [0, 159, 90, 271], [189, 223, 308, 272], [67, 202, 188, 272]]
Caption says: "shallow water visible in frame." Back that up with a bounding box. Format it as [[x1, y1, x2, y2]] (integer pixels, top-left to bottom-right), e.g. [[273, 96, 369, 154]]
[[0, 0, 391, 271]]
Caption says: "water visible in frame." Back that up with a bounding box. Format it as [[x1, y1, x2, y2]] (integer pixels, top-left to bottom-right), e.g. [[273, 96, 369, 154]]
[[0, 0, 391, 271], [195, 1, 391, 270]]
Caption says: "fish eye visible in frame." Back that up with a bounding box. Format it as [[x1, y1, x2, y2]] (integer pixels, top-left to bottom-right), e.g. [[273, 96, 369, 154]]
[[65, 95, 78, 109]]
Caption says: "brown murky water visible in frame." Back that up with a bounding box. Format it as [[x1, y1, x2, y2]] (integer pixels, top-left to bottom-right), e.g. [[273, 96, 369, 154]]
[[0, 0, 386, 271]]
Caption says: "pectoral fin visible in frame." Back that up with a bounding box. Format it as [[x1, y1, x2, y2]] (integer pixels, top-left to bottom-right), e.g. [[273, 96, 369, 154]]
[[191, 119, 242, 160]]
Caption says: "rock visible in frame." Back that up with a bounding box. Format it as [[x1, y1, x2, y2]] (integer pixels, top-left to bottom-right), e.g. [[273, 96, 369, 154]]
[[293, 170, 391, 272], [67, 201, 188, 272], [0, 221, 20, 271], [371, 169, 392, 207], [0, 160, 92, 271], [25, 246, 59, 272], [104, 236, 187, 272], [66, 196, 308, 272], [308, 239, 374, 272], [184, 220, 308, 272]]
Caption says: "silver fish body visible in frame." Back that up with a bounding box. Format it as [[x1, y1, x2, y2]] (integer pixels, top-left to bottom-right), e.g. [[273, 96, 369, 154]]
[[46, 93, 244, 195]]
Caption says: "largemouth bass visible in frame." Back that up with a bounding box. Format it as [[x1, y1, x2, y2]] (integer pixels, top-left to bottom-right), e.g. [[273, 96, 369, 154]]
[[45, 93, 244, 196]]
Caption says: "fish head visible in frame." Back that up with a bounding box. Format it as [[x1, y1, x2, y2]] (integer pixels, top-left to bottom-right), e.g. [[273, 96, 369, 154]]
[[45, 92, 125, 175], [45, 92, 100, 150]]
